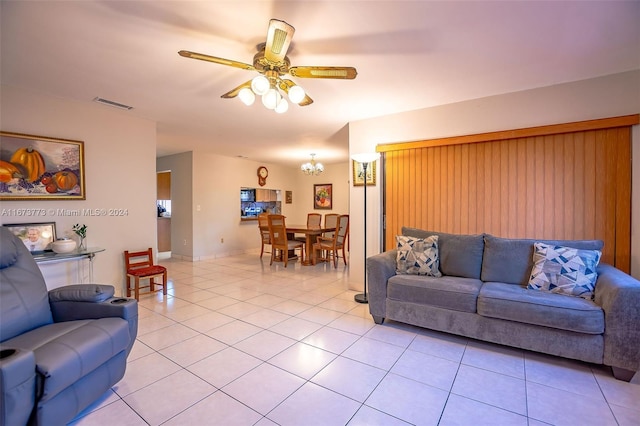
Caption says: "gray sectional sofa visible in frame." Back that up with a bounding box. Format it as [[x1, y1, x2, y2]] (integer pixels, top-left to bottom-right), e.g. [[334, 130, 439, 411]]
[[366, 227, 640, 381]]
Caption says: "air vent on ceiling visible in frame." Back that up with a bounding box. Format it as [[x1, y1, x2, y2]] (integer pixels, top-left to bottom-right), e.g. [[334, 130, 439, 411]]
[[92, 97, 134, 110]]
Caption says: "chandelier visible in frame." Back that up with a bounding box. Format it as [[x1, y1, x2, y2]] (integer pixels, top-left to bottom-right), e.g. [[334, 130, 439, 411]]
[[301, 154, 324, 175], [237, 71, 306, 114]]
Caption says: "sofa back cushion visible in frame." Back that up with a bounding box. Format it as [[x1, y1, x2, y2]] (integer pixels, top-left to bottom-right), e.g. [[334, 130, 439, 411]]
[[0, 227, 53, 342], [481, 234, 604, 286], [402, 227, 485, 279]]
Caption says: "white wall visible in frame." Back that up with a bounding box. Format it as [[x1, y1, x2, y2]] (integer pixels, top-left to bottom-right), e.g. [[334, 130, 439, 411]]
[[0, 85, 157, 294], [157, 151, 350, 261], [288, 162, 351, 223], [349, 70, 640, 289]]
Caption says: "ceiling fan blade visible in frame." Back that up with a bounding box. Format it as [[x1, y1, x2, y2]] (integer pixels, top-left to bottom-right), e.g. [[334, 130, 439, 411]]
[[221, 80, 252, 99], [279, 79, 314, 106], [264, 19, 295, 64], [178, 50, 255, 71], [289, 66, 357, 79]]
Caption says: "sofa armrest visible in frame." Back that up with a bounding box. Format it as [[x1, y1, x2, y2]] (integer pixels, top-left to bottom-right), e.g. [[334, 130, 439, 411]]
[[366, 249, 398, 320], [594, 264, 640, 372], [0, 347, 36, 426]]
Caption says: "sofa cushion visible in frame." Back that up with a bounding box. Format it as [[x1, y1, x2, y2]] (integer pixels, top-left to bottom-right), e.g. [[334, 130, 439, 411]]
[[481, 235, 604, 286], [402, 228, 484, 279], [477, 282, 604, 334], [528, 243, 601, 300], [388, 274, 482, 313], [3, 317, 130, 402], [395, 235, 442, 276]]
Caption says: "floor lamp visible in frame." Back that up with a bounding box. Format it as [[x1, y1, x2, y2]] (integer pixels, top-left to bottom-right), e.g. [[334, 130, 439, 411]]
[[352, 152, 380, 304]]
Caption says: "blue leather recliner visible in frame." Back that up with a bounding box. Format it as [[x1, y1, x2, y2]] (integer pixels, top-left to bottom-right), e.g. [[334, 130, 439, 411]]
[[0, 227, 138, 425]]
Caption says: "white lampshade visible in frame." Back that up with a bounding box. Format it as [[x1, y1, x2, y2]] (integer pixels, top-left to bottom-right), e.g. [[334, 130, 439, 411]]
[[251, 75, 270, 95], [262, 88, 281, 110], [351, 152, 380, 163], [288, 85, 305, 104], [238, 88, 255, 106], [275, 98, 289, 113]]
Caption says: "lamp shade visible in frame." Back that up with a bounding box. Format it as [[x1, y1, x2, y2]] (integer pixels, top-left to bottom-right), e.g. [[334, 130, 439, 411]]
[[288, 85, 305, 104], [238, 88, 255, 106], [275, 98, 289, 113], [351, 152, 380, 163], [262, 88, 281, 109], [251, 75, 270, 95]]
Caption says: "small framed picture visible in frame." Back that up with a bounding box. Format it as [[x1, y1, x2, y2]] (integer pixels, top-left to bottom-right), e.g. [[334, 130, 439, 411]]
[[3, 222, 57, 253], [285, 190, 293, 204], [352, 160, 377, 186], [313, 184, 332, 210]]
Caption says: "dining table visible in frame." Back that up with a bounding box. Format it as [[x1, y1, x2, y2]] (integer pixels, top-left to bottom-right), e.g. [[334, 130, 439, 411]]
[[284, 225, 335, 266]]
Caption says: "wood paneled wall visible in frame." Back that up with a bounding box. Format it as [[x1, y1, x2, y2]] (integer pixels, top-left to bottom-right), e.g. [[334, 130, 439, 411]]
[[379, 115, 639, 272]]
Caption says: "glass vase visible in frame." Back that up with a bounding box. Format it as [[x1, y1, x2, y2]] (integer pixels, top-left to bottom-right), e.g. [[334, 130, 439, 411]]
[[78, 236, 86, 251]]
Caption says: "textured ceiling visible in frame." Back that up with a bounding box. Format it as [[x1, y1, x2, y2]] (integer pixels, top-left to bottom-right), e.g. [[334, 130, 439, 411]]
[[2, 1, 639, 166]]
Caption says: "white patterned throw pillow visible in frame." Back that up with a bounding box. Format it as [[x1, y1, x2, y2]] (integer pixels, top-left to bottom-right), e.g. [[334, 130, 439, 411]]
[[395, 235, 442, 276], [528, 242, 601, 299]]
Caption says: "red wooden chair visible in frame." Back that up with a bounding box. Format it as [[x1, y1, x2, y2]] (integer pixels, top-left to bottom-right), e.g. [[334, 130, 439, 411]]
[[124, 248, 167, 300]]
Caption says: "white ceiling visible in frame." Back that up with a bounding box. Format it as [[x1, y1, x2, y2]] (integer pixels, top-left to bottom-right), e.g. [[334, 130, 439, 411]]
[[2, 1, 639, 167]]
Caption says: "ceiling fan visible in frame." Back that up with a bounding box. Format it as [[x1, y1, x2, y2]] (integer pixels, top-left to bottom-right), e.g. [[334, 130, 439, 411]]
[[178, 19, 357, 113]]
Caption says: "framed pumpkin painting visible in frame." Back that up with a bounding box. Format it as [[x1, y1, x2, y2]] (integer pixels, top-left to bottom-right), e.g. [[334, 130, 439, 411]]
[[0, 131, 86, 200]]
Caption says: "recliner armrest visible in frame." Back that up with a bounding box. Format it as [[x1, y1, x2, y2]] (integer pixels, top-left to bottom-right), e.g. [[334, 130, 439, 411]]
[[0, 348, 36, 426], [48, 284, 114, 303], [49, 292, 139, 356]]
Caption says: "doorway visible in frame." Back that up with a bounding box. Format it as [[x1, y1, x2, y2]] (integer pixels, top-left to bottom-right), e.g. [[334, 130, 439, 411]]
[[157, 171, 171, 255]]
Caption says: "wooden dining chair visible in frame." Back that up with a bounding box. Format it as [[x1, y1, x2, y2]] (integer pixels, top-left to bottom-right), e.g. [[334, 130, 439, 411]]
[[323, 213, 339, 238], [258, 213, 271, 258], [312, 214, 349, 268], [124, 248, 167, 300], [268, 214, 304, 267], [295, 213, 322, 243]]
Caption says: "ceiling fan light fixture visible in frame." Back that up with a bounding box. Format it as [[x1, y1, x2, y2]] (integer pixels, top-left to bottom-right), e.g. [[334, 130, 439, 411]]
[[238, 88, 255, 105], [251, 75, 270, 95], [180, 19, 358, 113], [288, 85, 305, 104]]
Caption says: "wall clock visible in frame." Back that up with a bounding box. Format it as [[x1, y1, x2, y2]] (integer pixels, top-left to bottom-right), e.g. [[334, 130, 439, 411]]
[[257, 166, 268, 186]]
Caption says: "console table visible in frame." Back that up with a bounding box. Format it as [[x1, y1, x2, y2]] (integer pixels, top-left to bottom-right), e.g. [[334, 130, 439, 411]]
[[32, 247, 105, 283]]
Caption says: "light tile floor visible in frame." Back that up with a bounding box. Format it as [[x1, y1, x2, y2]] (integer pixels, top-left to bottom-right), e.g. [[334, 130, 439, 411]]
[[70, 253, 640, 425]]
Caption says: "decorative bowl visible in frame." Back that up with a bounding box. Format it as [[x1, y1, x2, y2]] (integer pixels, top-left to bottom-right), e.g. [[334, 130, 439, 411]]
[[51, 239, 77, 253]]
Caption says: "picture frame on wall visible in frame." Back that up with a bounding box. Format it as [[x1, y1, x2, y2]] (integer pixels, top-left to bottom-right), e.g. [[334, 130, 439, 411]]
[[313, 184, 332, 210], [285, 190, 293, 204], [352, 159, 377, 186], [0, 131, 86, 200], [3, 222, 57, 253]]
